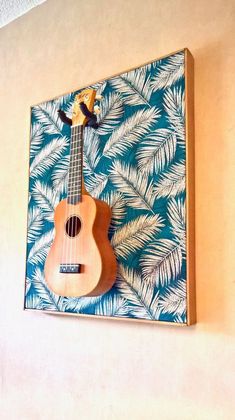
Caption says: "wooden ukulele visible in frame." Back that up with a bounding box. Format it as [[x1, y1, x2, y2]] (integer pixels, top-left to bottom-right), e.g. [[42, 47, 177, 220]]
[[44, 89, 117, 297]]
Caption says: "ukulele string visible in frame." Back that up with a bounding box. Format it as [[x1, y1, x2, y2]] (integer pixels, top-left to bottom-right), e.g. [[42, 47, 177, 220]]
[[61, 123, 74, 272], [70, 124, 81, 271], [73, 124, 81, 272], [72, 124, 79, 270], [70, 124, 79, 270]]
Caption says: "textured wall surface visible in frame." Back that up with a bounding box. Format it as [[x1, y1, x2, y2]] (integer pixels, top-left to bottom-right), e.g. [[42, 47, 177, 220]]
[[0, 1, 235, 419], [0, 0, 46, 28]]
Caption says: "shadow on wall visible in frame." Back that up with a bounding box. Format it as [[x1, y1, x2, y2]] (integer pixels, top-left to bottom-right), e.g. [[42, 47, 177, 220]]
[[193, 40, 234, 335]]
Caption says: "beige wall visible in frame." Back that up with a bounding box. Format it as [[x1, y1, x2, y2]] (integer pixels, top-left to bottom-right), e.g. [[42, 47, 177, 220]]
[[0, 0, 235, 419]]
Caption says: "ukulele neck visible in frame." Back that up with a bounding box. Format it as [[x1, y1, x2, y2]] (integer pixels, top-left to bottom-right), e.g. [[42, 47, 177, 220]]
[[67, 125, 84, 204]]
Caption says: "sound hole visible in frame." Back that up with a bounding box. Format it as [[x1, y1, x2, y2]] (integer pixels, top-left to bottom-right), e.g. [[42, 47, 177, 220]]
[[65, 216, 81, 237]]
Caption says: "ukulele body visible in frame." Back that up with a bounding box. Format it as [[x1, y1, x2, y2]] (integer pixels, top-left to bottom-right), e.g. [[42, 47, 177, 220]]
[[44, 194, 117, 297]]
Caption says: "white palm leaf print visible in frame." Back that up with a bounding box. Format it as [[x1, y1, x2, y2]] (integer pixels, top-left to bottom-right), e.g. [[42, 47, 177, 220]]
[[28, 228, 55, 265], [25, 294, 43, 310], [145, 61, 158, 71], [27, 206, 44, 243], [54, 92, 74, 111], [151, 51, 184, 91], [85, 173, 108, 198], [32, 180, 60, 222], [25, 277, 32, 295], [94, 294, 129, 317], [168, 198, 186, 253], [110, 67, 153, 107], [159, 279, 186, 317], [97, 92, 124, 135], [154, 161, 185, 198], [30, 136, 68, 178], [164, 86, 185, 146], [136, 128, 177, 174], [30, 122, 44, 157], [102, 191, 126, 228], [140, 238, 182, 287], [52, 154, 69, 195], [116, 265, 161, 320], [103, 107, 160, 158], [89, 80, 107, 95], [30, 267, 63, 311], [63, 296, 103, 313], [111, 214, 164, 259], [33, 102, 63, 135], [83, 128, 101, 176], [174, 314, 186, 323], [110, 161, 156, 212]]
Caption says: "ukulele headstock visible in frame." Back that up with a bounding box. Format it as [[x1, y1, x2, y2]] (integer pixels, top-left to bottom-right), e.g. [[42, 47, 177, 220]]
[[72, 89, 96, 127]]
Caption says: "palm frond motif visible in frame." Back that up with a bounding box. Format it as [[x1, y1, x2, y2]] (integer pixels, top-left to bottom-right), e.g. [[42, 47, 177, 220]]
[[28, 228, 55, 265], [27, 206, 44, 243], [159, 279, 186, 317], [167, 198, 186, 252], [94, 294, 129, 317], [116, 265, 161, 320], [30, 136, 68, 178], [102, 191, 126, 228], [83, 128, 101, 176], [111, 214, 164, 259], [140, 238, 182, 287], [33, 101, 63, 135], [136, 128, 177, 174], [63, 296, 103, 313], [110, 160, 156, 212], [30, 123, 44, 157], [89, 80, 107, 95], [174, 313, 186, 323], [97, 92, 124, 135], [32, 180, 60, 222], [52, 154, 69, 195], [54, 92, 74, 111], [84, 173, 108, 198], [30, 267, 63, 311], [25, 294, 44, 310], [110, 67, 153, 107], [25, 277, 32, 295], [103, 107, 160, 158], [151, 51, 184, 91], [154, 161, 185, 198], [163, 86, 185, 145], [145, 61, 158, 71]]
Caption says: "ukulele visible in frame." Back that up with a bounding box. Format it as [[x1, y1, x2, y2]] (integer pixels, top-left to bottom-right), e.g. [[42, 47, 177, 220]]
[[44, 89, 117, 297]]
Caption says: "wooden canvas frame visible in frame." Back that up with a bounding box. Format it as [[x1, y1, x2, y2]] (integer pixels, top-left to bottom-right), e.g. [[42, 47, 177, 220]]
[[24, 48, 195, 326]]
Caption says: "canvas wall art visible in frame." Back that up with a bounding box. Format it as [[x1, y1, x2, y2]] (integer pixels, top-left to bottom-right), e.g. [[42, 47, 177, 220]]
[[24, 48, 195, 325]]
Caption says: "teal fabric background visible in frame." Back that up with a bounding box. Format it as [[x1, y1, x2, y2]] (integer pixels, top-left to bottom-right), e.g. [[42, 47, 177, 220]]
[[25, 50, 187, 324]]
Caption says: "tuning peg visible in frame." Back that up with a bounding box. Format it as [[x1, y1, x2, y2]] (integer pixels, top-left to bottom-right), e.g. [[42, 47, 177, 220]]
[[94, 104, 101, 115], [95, 94, 103, 101]]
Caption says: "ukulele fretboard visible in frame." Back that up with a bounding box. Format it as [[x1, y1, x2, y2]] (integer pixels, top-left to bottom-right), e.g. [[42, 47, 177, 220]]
[[67, 125, 83, 204]]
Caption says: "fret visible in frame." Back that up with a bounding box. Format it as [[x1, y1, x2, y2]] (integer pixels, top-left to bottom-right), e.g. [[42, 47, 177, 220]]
[[68, 183, 82, 189], [70, 147, 82, 152], [68, 177, 82, 183], [67, 189, 81, 193], [68, 170, 81, 175], [68, 172, 81, 178], [67, 195, 81, 205], [68, 185, 81, 190], [68, 171, 81, 178], [69, 164, 81, 169]]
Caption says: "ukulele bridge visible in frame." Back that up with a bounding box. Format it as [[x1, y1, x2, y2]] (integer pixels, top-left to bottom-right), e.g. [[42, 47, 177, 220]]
[[60, 264, 81, 274]]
